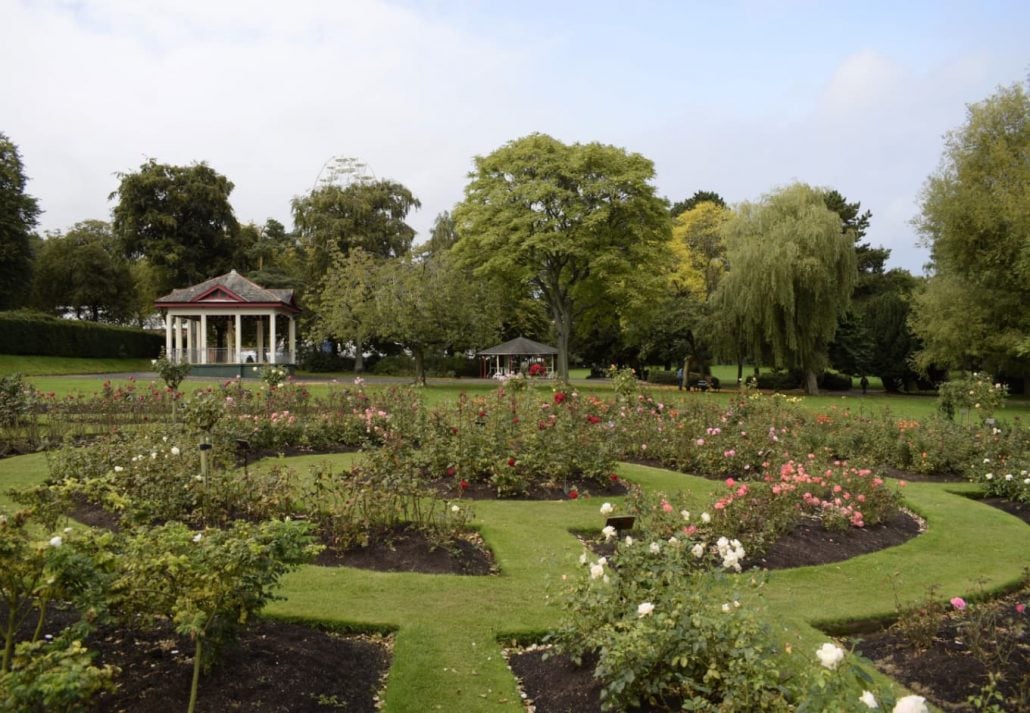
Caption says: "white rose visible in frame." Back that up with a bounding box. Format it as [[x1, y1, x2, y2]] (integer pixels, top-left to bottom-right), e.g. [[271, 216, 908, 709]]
[[170, 446, 181, 456], [700, 512, 711, 524], [637, 602, 654, 617], [599, 502, 614, 515], [892, 696, 928, 713], [602, 525, 617, 542], [691, 543, 705, 558], [589, 564, 604, 580], [859, 690, 878, 708], [48, 536, 62, 548], [649, 541, 661, 554], [815, 642, 845, 670]]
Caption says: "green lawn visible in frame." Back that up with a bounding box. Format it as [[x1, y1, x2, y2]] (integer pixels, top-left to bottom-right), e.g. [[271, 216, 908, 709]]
[[0, 355, 152, 376], [1, 451, 1025, 711]]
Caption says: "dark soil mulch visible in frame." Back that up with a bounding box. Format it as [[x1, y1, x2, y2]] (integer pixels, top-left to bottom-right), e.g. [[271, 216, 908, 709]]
[[744, 509, 924, 570], [315, 523, 496, 575], [8, 606, 390, 713], [852, 591, 1030, 711], [88, 619, 390, 713], [67, 494, 122, 531]]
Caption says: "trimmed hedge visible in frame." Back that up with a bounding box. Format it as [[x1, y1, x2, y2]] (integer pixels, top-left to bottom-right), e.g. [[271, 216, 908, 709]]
[[0, 311, 163, 359]]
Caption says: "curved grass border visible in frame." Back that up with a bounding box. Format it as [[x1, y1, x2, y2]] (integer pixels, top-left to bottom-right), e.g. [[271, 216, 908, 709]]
[[2, 455, 1028, 711]]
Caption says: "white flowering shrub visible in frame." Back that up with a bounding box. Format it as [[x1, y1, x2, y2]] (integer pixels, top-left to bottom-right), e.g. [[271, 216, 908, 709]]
[[937, 372, 1007, 421], [549, 532, 795, 711]]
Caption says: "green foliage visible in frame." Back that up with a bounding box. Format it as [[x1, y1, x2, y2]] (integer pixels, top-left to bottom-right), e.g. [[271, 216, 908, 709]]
[[913, 80, 1030, 379], [420, 387, 617, 497], [0, 375, 36, 428], [292, 176, 420, 272], [669, 189, 726, 218], [713, 183, 857, 394], [937, 371, 1007, 421], [453, 133, 672, 379], [109, 518, 318, 711], [0, 132, 40, 311], [373, 253, 502, 385], [151, 349, 191, 392], [551, 535, 792, 711], [111, 159, 241, 296], [0, 637, 117, 713], [0, 311, 162, 359], [31, 221, 137, 323]]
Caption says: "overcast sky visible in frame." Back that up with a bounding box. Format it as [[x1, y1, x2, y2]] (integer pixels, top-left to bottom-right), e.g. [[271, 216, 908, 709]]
[[2, 0, 1027, 273]]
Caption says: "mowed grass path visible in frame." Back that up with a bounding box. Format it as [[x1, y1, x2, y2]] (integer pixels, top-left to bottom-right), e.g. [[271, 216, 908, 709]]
[[2, 453, 1028, 710], [260, 460, 1030, 712]]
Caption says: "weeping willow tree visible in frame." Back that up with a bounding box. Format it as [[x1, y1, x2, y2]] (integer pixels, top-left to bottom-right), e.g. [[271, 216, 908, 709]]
[[713, 183, 856, 394]]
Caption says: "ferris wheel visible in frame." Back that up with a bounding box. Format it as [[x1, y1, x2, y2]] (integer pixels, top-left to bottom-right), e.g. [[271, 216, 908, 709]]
[[311, 156, 377, 191]]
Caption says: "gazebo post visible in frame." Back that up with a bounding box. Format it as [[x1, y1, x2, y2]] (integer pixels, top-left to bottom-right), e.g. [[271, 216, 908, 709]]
[[174, 317, 183, 361], [269, 313, 277, 365], [234, 314, 242, 364], [257, 319, 265, 363], [200, 314, 208, 365], [288, 317, 297, 364], [164, 313, 173, 359], [186, 318, 193, 364]]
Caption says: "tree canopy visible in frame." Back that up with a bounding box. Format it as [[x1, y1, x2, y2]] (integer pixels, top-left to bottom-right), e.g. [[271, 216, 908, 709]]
[[32, 220, 135, 322], [670, 190, 726, 218], [452, 133, 671, 379], [0, 132, 40, 309], [911, 80, 1030, 381], [712, 183, 857, 394], [111, 159, 240, 296], [291, 178, 420, 275]]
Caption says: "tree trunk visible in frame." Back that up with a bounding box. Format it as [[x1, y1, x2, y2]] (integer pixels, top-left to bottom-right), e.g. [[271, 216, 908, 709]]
[[553, 303, 571, 381], [413, 347, 426, 386], [354, 339, 364, 373], [805, 369, 819, 395]]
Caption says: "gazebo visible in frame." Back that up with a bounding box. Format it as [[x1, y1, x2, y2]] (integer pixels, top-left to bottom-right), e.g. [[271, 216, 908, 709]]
[[478, 336, 558, 378], [154, 270, 301, 377]]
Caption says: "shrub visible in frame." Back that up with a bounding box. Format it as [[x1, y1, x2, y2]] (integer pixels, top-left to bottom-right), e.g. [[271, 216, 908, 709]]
[[0, 310, 161, 359], [937, 371, 1007, 421], [819, 371, 854, 391]]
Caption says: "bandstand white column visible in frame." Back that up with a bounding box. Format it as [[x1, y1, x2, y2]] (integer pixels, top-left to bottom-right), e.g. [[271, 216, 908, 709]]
[[288, 316, 296, 364], [235, 314, 242, 363], [200, 314, 208, 365], [186, 318, 193, 364], [165, 314, 173, 357], [257, 319, 265, 363], [269, 312, 277, 364], [174, 317, 183, 361]]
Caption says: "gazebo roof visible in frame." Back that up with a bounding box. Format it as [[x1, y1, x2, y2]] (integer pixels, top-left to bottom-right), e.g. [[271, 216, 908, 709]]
[[478, 336, 558, 356], [155, 270, 300, 313]]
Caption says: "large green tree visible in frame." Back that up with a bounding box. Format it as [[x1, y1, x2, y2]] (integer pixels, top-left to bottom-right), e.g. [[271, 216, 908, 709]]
[[315, 247, 382, 373], [712, 183, 857, 394], [374, 252, 501, 385], [452, 133, 671, 379], [0, 133, 41, 309], [111, 159, 240, 296], [911, 80, 1030, 384], [291, 179, 420, 275], [32, 220, 136, 322]]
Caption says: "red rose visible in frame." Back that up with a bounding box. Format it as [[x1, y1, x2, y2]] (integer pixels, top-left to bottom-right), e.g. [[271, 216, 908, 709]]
[[446, 467, 456, 477], [554, 391, 567, 404], [567, 489, 578, 499], [586, 414, 601, 424], [459, 479, 469, 490], [609, 473, 619, 482], [507, 457, 517, 467]]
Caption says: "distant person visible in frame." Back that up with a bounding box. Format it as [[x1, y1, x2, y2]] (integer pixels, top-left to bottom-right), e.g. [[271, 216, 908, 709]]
[[676, 367, 684, 391], [860, 376, 869, 395]]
